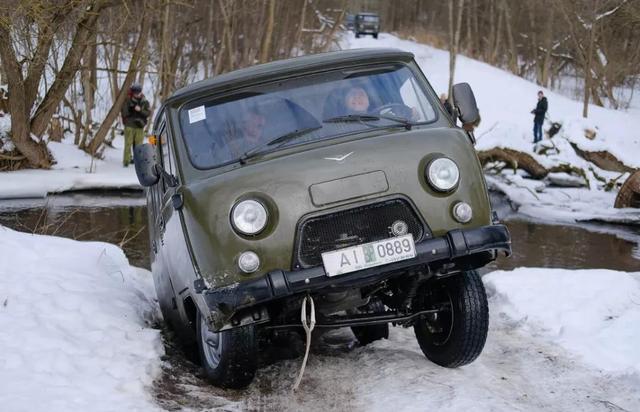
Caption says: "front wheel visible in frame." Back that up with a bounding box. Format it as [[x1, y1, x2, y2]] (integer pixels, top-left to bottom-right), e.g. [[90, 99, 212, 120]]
[[196, 312, 258, 388], [413, 270, 488, 367]]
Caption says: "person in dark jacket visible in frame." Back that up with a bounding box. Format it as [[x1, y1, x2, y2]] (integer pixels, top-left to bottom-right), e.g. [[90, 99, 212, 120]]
[[531, 90, 548, 143], [120, 84, 150, 166]]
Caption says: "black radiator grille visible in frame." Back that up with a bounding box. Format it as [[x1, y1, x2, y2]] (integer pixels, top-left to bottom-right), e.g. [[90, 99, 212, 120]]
[[294, 199, 426, 268]]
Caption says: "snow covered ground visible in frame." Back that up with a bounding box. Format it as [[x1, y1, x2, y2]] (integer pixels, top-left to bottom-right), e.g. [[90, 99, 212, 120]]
[[0, 133, 141, 199], [341, 33, 640, 225], [0, 226, 163, 412], [1, 225, 639, 411]]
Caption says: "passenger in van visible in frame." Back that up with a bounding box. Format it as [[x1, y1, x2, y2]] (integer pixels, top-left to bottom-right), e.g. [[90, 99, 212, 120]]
[[344, 86, 371, 113]]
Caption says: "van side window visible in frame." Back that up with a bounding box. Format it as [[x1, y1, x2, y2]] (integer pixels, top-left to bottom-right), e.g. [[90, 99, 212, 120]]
[[160, 127, 173, 176], [158, 125, 176, 192]]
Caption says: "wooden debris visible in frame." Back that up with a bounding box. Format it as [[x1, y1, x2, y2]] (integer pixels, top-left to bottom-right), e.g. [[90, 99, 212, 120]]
[[615, 170, 640, 209]]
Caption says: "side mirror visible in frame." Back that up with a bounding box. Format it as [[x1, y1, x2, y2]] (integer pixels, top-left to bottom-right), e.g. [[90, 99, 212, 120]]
[[452, 82, 480, 126], [133, 143, 160, 187]]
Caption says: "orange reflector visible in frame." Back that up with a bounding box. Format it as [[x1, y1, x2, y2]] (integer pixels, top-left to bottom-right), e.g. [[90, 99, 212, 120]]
[[148, 135, 157, 145]]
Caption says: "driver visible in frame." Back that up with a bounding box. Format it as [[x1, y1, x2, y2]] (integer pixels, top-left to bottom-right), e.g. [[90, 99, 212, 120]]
[[226, 107, 267, 156], [242, 109, 267, 147]]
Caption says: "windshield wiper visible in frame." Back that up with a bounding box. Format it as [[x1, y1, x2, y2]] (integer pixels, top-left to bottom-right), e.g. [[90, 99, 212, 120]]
[[323, 113, 413, 130], [239, 125, 322, 164], [323, 114, 380, 123]]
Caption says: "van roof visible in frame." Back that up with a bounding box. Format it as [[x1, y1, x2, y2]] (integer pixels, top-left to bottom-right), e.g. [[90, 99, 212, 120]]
[[164, 48, 412, 107]]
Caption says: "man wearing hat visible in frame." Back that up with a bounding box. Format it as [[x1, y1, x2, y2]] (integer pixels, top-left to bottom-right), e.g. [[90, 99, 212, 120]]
[[120, 83, 150, 167]]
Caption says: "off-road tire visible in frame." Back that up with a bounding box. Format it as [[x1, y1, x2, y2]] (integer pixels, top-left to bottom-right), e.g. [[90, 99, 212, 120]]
[[196, 312, 258, 388], [350, 299, 389, 345], [373, 33, 379, 39], [414, 270, 488, 367], [355, 32, 361, 38]]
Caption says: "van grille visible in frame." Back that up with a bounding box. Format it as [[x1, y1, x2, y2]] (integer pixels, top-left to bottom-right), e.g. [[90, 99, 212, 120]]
[[293, 199, 426, 269]]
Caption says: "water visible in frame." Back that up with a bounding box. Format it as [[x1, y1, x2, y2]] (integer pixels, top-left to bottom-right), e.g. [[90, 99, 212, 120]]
[[0, 191, 638, 272], [0, 191, 150, 268]]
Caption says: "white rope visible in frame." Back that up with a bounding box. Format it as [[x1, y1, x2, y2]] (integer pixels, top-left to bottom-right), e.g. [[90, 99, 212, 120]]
[[292, 294, 316, 392]]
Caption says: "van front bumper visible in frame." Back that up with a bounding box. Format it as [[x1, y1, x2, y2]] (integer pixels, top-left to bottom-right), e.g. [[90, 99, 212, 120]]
[[202, 224, 511, 315]]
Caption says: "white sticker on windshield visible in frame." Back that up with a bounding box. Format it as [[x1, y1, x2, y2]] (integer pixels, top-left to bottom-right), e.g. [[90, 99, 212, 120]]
[[188, 105, 206, 124]]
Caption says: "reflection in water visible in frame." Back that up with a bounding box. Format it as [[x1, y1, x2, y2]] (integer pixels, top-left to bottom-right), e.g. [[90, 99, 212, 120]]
[[487, 220, 640, 272], [0, 193, 150, 268], [0, 193, 638, 272]]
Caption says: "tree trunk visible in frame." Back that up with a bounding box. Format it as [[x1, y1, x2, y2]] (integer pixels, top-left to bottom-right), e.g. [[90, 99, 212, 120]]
[[503, 0, 518, 74], [80, 32, 98, 148], [583, 20, 596, 118], [30, 0, 112, 139], [295, 0, 308, 56], [85, 7, 151, 156], [0, 12, 51, 168], [448, 0, 465, 101], [260, 0, 276, 63]]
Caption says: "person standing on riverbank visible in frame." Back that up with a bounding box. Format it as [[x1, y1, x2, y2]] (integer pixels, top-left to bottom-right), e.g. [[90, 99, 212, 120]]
[[121, 84, 150, 167], [531, 90, 548, 144]]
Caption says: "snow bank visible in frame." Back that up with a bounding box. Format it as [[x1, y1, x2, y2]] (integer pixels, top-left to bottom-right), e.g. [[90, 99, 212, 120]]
[[485, 268, 640, 375], [0, 134, 141, 199], [0, 226, 163, 412]]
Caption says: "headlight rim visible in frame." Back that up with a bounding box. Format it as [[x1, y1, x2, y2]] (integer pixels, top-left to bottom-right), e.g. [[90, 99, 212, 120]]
[[230, 199, 269, 236], [426, 157, 460, 193]]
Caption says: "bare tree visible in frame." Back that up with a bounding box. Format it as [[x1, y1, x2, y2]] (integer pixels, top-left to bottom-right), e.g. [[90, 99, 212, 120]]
[[85, 3, 152, 156], [448, 0, 465, 101], [0, 0, 113, 168]]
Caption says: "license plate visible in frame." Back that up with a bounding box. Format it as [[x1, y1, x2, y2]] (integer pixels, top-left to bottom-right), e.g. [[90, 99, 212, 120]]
[[321, 234, 416, 277]]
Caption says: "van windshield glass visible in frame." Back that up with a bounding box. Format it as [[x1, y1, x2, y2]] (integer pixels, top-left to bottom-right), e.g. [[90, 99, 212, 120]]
[[359, 15, 379, 22], [179, 65, 437, 169]]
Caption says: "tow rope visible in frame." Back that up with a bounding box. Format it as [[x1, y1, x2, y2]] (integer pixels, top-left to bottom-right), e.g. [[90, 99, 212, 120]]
[[292, 294, 316, 391]]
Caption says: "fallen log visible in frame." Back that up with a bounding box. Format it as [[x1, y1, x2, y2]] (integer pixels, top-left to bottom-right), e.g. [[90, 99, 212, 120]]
[[477, 148, 548, 179], [615, 170, 640, 209], [568, 142, 635, 174]]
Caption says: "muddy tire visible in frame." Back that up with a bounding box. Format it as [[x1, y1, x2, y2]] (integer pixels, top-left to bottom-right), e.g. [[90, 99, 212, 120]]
[[414, 270, 488, 367], [373, 33, 378, 39], [350, 299, 389, 345], [196, 312, 257, 388], [355, 32, 360, 38]]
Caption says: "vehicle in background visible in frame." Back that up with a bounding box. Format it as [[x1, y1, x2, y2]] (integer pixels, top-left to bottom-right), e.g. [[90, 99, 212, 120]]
[[355, 12, 380, 39]]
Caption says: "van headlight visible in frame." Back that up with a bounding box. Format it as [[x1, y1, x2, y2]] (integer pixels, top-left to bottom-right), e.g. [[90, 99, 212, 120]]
[[231, 199, 268, 235], [426, 157, 459, 192]]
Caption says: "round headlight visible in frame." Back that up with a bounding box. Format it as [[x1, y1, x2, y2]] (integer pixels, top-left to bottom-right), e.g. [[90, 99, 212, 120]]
[[427, 157, 460, 192], [231, 199, 268, 235]]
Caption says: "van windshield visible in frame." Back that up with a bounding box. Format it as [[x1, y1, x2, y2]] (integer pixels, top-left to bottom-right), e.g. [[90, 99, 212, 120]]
[[358, 15, 379, 22], [179, 64, 437, 169]]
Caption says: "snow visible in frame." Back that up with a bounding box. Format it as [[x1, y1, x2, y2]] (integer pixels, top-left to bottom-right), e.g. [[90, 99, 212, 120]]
[[0, 134, 141, 199], [341, 33, 640, 225], [485, 268, 640, 376], [0, 225, 163, 412]]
